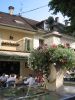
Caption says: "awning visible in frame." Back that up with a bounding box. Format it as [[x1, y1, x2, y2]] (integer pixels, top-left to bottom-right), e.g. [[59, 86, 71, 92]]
[[0, 51, 30, 61]]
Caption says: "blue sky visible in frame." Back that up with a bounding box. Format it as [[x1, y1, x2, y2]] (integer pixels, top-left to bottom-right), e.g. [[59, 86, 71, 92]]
[[0, 0, 67, 23]]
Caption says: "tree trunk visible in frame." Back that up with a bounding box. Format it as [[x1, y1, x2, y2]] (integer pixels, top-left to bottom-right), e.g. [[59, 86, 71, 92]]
[[43, 64, 64, 92]]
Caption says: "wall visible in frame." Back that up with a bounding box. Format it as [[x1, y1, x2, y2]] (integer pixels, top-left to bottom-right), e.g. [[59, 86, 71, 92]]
[[44, 36, 53, 46], [0, 26, 37, 77], [20, 61, 33, 77], [53, 36, 61, 45], [0, 46, 16, 51], [44, 33, 75, 47], [44, 35, 61, 46], [33, 36, 39, 49], [0, 28, 34, 51], [61, 35, 75, 45]]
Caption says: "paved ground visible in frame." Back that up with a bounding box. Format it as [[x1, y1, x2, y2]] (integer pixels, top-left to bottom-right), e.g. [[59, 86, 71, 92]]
[[57, 85, 75, 99], [64, 86, 75, 94]]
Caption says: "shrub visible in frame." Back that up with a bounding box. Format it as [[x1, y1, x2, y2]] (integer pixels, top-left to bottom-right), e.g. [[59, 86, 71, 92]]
[[30, 44, 75, 75]]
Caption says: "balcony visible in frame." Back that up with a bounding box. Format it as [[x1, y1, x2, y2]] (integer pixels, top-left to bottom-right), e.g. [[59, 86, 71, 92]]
[[0, 37, 33, 52], [1, 40, 19, 46], [16, 37, 33, 52], [0, 40, 19, 51]]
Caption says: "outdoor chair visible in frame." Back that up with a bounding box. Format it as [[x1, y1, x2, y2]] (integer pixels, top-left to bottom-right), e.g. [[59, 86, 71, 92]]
[[6, 81, 15, 87]]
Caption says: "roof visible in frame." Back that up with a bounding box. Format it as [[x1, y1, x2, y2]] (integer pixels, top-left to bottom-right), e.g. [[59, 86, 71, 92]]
[[53, 23, 66, 33], [0, 12, 39, 31], [0, 12, 73, 38], [0, 12, 66, 34], [36, 20, 65, 33]]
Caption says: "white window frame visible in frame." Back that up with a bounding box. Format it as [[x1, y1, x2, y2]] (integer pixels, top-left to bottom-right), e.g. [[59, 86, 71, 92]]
[[24, 37, 33, 52]]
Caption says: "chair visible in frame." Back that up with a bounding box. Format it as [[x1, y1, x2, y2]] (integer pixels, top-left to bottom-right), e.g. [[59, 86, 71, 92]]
[[6, 81, 15, 87]]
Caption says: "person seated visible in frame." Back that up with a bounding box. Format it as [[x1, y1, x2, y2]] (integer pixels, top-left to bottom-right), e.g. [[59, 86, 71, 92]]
[[15, 75, 23, 87], [0, 73, 7, 87], [6, 74, 16, 87], [24, 74, 35, 87]]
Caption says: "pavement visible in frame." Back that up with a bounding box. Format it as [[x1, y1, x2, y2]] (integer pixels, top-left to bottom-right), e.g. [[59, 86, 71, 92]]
[[64, 86, 75, 94]]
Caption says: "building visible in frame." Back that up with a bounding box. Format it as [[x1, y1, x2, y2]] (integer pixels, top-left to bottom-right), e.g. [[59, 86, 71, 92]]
[[0, 6, 75, 77], [0, 6, 40, 77]]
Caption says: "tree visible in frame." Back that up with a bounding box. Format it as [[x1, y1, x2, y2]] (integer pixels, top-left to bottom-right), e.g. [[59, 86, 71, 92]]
[[46, 16, 54, 31], [48, 0, 75, 33], [30, 44, 75, 91]]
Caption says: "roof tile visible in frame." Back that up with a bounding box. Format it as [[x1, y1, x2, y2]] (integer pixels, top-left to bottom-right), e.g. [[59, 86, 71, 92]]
[[0, 12, 39, 31]]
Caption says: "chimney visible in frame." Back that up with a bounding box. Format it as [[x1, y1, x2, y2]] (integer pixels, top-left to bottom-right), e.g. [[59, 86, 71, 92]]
[[8, 6, 14, 15]]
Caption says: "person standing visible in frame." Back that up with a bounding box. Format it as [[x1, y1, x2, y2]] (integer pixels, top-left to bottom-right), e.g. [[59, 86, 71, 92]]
[[24, 74, 35, 87]]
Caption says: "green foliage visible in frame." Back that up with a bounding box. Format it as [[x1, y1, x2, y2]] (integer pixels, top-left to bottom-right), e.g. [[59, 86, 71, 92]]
[[51, 47, 75, 69], [30, 48, 50, 72], [48, 0, 75, 33], [47, 17, 54, 25], [46, 16, 54, 31], [30, 45, 75, 75]]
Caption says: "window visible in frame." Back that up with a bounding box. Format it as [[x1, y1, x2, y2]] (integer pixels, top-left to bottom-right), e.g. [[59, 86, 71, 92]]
[[25, 39, 30, 51], [39, 39, 44, 47], [14, 20, 24, 24], [9, 36, 13, 40], [25, 38, 33, 52], [44, 21, 50, 31]]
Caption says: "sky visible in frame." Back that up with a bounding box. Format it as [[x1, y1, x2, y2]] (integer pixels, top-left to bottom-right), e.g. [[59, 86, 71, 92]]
[[0, 0, 67, 24]]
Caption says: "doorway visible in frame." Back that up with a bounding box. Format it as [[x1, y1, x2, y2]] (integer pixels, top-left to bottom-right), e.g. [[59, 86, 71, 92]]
[[0, 61, 20, 75]]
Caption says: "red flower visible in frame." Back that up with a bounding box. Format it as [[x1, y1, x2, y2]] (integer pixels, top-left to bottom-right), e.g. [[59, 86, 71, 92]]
[[51, 44, 57, 48]]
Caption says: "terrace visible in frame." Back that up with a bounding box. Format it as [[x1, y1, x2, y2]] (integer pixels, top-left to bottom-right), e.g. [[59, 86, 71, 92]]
[[0, 85, 75, 100]]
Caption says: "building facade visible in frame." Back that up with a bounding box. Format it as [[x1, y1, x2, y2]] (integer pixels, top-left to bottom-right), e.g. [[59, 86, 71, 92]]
[[0, 6, 75, 77]]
